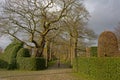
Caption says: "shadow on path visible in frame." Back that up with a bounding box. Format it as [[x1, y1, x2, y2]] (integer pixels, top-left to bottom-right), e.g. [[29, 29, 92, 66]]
[[48, 61, 71, 70]]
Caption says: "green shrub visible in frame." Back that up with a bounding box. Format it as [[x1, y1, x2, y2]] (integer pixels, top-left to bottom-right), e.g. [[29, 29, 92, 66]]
[[17, 57, 46, 70], [0, 59, 8, 69], [0, 40, 23, 69], [73, 57, 120, 80], [7, 58, 17, 70], [90, 47, 97, 57], [4, 42, 23, 60], [10, 45, 23, 58], [7, 45, 22, 70], [4, 40, 23, 53], [17, 48, 30, 57]]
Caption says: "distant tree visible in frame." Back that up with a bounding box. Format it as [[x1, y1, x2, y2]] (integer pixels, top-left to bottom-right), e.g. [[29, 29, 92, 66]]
[[61, 6, 96, 64]]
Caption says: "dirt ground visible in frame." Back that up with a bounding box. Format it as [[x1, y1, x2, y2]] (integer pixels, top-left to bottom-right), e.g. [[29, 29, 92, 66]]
[[0, 69, 83, 80], [0, 62, 83, 80]]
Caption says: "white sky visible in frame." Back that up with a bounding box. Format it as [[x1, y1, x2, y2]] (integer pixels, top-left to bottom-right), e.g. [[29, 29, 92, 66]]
[[0, 35, 11, 49]]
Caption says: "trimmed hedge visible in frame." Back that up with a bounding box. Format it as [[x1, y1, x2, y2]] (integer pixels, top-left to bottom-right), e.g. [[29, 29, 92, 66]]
[[0, 59, 8, 68], [0, 40, 23, 69], [98, 31, 119, 57], [5, 45, 23, 69], [17, 57, 46, 70], [73, 57, 120, 80], [4, 40, 23, 53], [17, 48, 31, 57], [90, 47, 97, 57], [8, 58, 17, 70]]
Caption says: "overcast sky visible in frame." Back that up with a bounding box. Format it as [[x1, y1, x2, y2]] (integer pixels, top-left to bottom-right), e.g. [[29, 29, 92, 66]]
[[0, 0, 120, 48], [84, 0, 120, 34]]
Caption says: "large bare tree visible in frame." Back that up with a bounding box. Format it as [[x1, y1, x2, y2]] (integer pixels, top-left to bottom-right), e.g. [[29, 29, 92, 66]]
[[0, 0, 81, 57], [0, 0, 95, 60]]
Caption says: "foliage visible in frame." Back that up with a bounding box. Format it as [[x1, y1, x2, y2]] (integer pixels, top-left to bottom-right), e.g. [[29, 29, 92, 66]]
[[17, 48, 31, 57], [4, 39, 23, 53], [90, 47, 97, 57], [0, 59, 8, 69], [0, 40, 23, 69], [73, 57, 120, 80], [5, 45, 23, 69], [48, 60, 57, 67], [98, 31, 119, 57], [7, 58, 17, 70], [17, 57, 46, 70]]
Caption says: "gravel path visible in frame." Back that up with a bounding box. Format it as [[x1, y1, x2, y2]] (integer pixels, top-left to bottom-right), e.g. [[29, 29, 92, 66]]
[[0, 63, 82, 80], [0, 69, 81, 80]]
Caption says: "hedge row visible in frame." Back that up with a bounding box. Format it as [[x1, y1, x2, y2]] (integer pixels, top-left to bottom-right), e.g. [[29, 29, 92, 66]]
[[0, 39, 46, 70], [17, 48, 31, 57], [0, 57, 46, 70], [17, 57, 46, 70], [90, 47, 97, 57], [1, 44, 23, 69], [0, 59, 8, 68], [73, 57, 120, 80]]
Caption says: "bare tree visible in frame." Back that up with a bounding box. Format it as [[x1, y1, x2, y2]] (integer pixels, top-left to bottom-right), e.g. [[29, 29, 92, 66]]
[[61, 3, 96, 64], [0, 0, 82, 57], [0, 0, 96, 61]]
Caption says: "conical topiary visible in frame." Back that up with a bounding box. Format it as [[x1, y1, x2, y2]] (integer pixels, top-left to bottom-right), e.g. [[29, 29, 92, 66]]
[[98, 31, 119, 57]]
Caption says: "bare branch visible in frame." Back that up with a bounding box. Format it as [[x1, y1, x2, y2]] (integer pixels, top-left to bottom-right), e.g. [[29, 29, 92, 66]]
[[43, 27, 59, 36], [9, 18, 32, 33], [7, 30, 34, 48]]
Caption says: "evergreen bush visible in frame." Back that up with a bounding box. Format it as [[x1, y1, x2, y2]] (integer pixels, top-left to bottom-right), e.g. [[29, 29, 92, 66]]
[[0, 40, 23, 69], [90, 47, 97, 57], [17, 48, 30, 57], [17, 57, 46, 70], [0, 59, 8, 68], [73, 57, 120, 80]]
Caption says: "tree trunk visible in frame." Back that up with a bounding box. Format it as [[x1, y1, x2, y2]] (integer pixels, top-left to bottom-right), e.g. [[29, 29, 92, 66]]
[[38, 37, 46, 57], [32, 37, 46, 57], [32, 47, 39, 57], [47, 41, 51, 61], [70, 36, 78, 66]]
